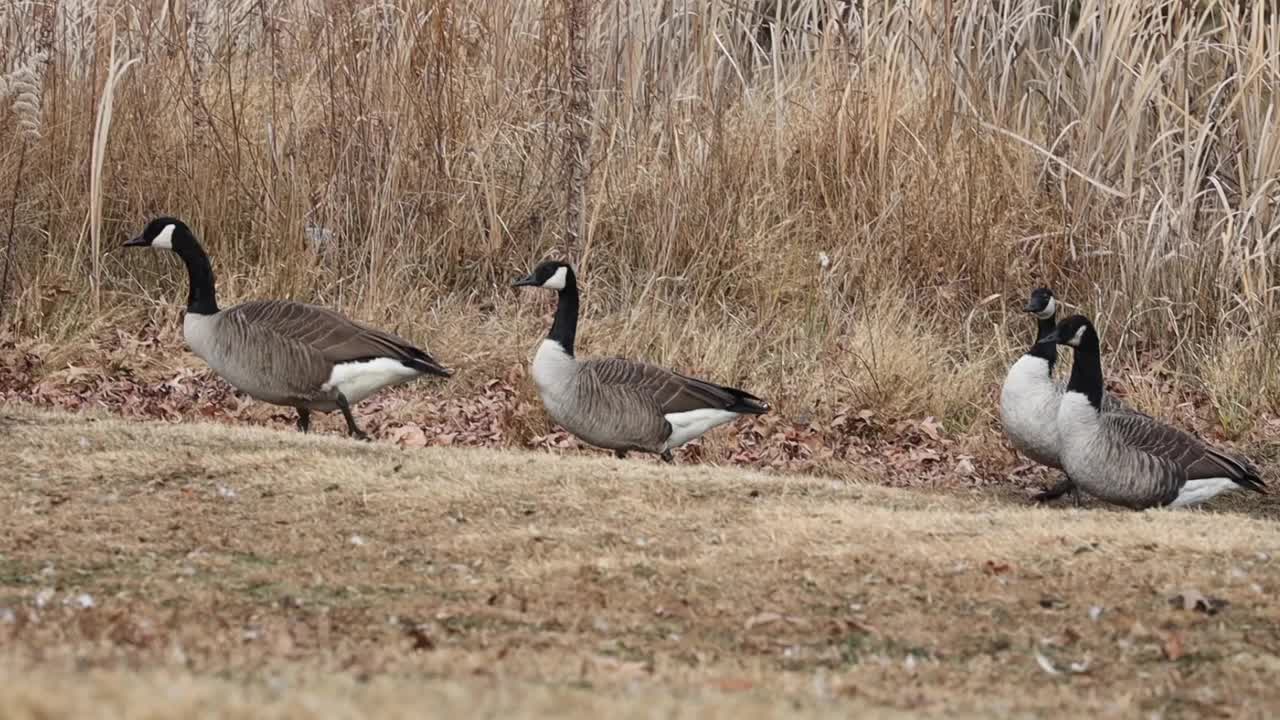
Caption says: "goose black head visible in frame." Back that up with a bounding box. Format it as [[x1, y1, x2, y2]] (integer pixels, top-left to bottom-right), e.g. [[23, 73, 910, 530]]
[[123, 217, 195, 252], [1024, 287, 1057, 319], [512, 260, 575, 291], [1039, 314, 1098, 352]]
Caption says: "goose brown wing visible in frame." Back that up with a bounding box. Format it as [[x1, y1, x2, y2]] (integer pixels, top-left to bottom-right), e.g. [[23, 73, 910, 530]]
[[1101, 412, 1263, 488], [581, 358, 767, 415], [224, 300, 450, 376]]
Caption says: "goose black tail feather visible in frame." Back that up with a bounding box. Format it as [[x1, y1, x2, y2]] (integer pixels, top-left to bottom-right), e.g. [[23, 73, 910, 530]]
[[407, 354, 453, 378], [722, 386, 770, 415], [388, 339, 452, 377], [1231, 471, 1267, 495], [1210, 450, 1267, 494]]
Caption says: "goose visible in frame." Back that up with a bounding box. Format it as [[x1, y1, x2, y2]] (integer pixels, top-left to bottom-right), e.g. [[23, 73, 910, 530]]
[[123, 217, 451, 439], [512, 260, 769, 461], [1041, 314, 1265, 509], [999, 287, 1143, 505]]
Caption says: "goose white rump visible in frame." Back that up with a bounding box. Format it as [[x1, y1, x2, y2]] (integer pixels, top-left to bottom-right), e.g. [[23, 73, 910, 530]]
[[663, 408, 743, 450], [1169, 478, 1241, 508], [185, 311, 424, 409], [322, 358, 424, 406]]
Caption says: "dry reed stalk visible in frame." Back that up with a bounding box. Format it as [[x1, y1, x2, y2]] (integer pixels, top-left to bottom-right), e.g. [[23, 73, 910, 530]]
[[0, 145, 28, 322], [562, 0, 591, 260], [87, 30, 138, 314], [0, 53, 44, 323]]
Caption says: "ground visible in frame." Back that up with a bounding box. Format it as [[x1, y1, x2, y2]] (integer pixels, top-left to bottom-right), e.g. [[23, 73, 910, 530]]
[[3, 407, 1280, 718]]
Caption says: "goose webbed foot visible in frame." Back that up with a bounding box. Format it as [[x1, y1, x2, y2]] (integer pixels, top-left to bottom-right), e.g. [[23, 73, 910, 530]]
[[1033, 475, 1075, 504], [614, 450, 628, 459], [660, 450, 674, 464], [335, 393, 370, 441], [296, 409, 311, 433]]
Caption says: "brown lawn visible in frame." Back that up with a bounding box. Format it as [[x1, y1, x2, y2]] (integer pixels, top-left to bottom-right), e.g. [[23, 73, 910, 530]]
[[2, 406, 1280, 718]]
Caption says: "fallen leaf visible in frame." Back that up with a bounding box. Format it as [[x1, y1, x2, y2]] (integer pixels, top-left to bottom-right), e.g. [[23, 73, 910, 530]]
[[1067, 658, 1091, 674], [983, 560, 1012, 575], [711, 677, 755, 692], [1162, 632, 1184, 661], [1034, 651, 1060, 676], [387, 424, 428, 448], [590, 655, 650, 677], [400, 620, 435, 651], [745, 611, 783, 630], [1170, 589, 1228, 615], [919, 416, 942, 441]]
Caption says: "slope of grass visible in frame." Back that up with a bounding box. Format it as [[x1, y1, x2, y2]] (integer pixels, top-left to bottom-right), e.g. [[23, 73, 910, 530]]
[[3, 406, 1280, 718]]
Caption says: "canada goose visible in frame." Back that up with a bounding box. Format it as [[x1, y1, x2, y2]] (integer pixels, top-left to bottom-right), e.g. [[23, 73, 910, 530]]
[[1042, 314, 1265, 509], [512, 260, 769, 461], [123, 217, 451, 439], [999, 288, 1143, 505]]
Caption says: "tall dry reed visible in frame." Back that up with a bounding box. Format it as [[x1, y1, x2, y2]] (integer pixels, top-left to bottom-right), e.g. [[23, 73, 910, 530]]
[[0, 0, 1276, 433]]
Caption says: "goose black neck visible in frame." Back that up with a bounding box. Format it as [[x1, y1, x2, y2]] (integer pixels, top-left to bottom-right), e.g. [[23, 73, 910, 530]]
[[177, 240, 219, 315], [1065, 329, 1104, 410], [548, 275, 578, 356], [1028, 314, 1058, 370]]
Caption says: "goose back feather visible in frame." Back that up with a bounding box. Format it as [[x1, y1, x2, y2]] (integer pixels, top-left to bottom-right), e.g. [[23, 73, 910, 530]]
[[126, 217, 451, 437], [1058, 394, 1263, 509], [518, 260, 768, 458], [532, 341, 767, 454], [1051, 314, 1264, 509], [187, 300, 448, 411]]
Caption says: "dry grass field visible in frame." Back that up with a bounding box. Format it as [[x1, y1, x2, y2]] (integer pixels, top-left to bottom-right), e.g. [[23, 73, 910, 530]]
[[3, 1, 1280, 716], [4, 406, 1280, 718]]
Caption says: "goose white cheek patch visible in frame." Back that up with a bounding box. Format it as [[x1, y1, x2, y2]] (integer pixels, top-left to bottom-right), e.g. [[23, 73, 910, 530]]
[[1069, 326, 1087, 346], [153, 224, 176, 250], [542, 266, 568, 290], [1036, 297, 1057, 319]]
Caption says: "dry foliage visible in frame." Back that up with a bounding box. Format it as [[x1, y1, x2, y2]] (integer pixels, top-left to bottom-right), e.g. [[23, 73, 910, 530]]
[[2, 407, 1280, 718], [0, 0, 1276, 444]]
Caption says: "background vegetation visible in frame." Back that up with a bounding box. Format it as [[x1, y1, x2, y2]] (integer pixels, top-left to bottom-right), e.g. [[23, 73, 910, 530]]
[[1, 0, 1277, 444]]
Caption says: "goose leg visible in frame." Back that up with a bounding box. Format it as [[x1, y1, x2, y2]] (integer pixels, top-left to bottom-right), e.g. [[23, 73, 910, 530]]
[[660, 450, 674, 464], [296, 409, 311, 433], [1033, 475, 1075, 503], [335, 393, 370, 442], [614, 450, 628, 459], [1072, 483, 1082, 508]]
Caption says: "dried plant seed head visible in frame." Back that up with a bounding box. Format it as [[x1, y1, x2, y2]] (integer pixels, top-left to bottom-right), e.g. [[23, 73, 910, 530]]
[[4, 57, 46, 141]]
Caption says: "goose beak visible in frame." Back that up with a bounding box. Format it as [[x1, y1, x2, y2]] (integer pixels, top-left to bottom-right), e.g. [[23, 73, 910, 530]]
[[1023, 299, 1044, 313], [511, 274, 538, 288], [122, 235, 149, 248]]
